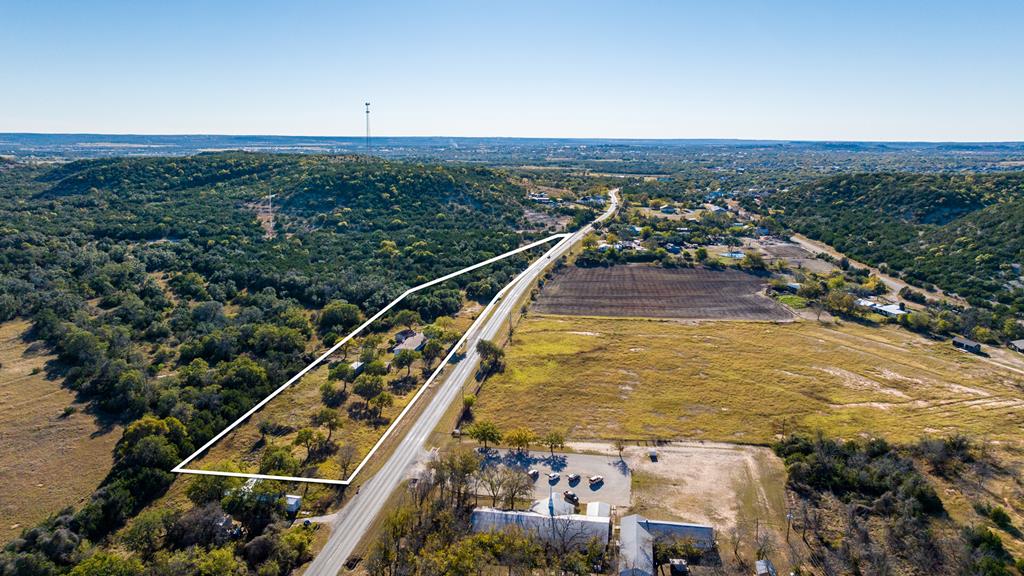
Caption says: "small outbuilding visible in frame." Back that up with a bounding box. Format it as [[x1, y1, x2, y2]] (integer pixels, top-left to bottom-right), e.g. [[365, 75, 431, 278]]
[[1009, 339, 1024, 353], [953, 336, 982, 354], [285, 494, 302, 514], [756, 559, 778, 576], [586, 501, 611, 518]]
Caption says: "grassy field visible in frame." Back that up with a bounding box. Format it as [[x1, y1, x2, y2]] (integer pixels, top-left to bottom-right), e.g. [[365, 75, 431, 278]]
[[473, 315, 1024, 446], [0, 320, 120, 543]]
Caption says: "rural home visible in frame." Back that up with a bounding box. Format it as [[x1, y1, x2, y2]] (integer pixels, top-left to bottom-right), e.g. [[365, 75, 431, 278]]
[[618, 515, 715, 576], [659, 204, 677, 214], [856, 299, 907, 317], [1010, 339, 1024, 353], [393, 329, 426, 353], [953, 336, 982, 354]]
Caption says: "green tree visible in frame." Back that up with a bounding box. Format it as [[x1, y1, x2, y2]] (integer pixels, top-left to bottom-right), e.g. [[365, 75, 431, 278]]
[[393, 309, 421, 330], [319, 300, 363, 335], [353, 374, 384, 404], [393, 349, 420, 376], [370, 391, 394, 419], [121, 509, 176, 559], [542, 430, 566, 455], [504, 427, 537, 452], [421, 338, 445, 369], [69, 552, 144, 576], [186, 462, 242, 504], [466, 420, 502, 449], [316, 407, 341, 440]]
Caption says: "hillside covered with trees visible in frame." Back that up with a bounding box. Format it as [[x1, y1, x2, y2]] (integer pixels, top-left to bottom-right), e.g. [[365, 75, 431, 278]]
[[0, 153, 539, 575], [771, 173, 1024, 313]]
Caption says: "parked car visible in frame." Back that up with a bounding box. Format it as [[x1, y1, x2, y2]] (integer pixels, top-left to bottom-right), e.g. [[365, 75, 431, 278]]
[[588, 475, 604, 485], [547, 472, 560, 481], [567, 473, 580, 484], [527, 469, 539, 479], [563, 490, 579, 504]]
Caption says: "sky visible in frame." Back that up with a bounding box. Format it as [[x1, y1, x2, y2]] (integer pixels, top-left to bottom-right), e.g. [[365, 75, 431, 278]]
[[1, 0, 1022, 141]]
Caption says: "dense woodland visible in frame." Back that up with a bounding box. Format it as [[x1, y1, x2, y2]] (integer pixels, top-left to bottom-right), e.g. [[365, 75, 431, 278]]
[[0, 153, 541, 575], [776, 434, 1024, 575]]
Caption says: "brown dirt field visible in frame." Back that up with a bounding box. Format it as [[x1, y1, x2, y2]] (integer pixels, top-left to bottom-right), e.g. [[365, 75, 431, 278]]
[[532, 265, 793, 321], [0, 320, 120, 543]]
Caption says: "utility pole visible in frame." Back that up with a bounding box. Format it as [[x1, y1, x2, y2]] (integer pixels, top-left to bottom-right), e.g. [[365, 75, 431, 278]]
[[365, 102, 371, 151]]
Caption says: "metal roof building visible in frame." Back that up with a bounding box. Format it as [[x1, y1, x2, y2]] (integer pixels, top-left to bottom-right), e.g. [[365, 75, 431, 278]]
[[618, 515, 715, 576], [470, 508, 611, 548]]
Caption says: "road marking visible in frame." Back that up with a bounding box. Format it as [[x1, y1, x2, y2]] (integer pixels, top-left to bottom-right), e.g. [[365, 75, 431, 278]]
[[172, 233, 569, 486]]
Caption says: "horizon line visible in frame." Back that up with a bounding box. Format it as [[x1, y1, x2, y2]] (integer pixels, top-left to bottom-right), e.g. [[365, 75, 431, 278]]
[[3, 131, 1024, 146]]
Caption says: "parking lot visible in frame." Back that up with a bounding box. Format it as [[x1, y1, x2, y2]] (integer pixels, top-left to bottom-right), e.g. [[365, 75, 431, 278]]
[[481, 449, 631, 506]]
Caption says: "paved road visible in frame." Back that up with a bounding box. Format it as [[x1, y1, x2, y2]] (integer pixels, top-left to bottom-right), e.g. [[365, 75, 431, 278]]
[[304, 189, 618, 575]]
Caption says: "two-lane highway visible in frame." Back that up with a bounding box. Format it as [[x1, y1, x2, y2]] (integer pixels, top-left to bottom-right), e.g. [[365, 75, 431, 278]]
[[304, 188, 618, 575]]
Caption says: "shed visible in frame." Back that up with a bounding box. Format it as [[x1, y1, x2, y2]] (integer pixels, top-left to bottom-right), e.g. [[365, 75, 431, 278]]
[[349, 361, 365, 377], [586, 501, 611, 518], [953, 336, 982, 354], [1009, 339, 1024, 353], [285, 494, 302, 514], [756, 559, 778, 576]]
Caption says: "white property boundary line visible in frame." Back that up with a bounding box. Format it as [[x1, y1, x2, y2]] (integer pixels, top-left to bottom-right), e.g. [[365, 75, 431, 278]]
[[173, 233, 570, 486]]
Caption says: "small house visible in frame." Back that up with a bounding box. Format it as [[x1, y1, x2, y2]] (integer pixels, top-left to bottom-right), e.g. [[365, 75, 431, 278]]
[[285, 494, 302, 514], [1009, 339, 1024, 354], [659, 204, 677, 214], [953, 336, 982, 354], [393, 330, 426, 353]]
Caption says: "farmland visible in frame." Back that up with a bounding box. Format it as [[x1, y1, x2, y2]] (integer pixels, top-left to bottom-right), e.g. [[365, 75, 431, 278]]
[[0, 320, 119, 543], [473, 315, 1024, 445], [532, 265, 793, 321]]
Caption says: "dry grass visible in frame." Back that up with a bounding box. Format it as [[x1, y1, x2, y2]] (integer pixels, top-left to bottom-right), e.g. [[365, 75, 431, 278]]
[[473, 315, 1024, 446], [0, 320, 120, 543], [193, 359, 422, 485]]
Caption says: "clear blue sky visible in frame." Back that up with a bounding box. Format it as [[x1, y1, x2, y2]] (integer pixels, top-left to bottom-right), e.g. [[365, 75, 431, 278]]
[[2, 0, 1021, 141]]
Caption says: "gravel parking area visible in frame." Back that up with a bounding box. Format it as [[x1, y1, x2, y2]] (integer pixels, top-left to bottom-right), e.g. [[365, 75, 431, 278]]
[[481, 449, 631, 506]]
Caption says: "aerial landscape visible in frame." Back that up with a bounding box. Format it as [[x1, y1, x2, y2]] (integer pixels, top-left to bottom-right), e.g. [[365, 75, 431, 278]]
[[2, 2, 1024, 576]]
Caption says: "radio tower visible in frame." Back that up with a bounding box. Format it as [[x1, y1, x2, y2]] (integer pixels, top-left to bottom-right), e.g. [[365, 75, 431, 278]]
[[364, 102, 371, 151]]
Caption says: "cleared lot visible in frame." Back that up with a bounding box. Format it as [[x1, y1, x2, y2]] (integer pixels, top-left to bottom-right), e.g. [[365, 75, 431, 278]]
[[532, 265, 793, 321], [481, 449, 631, 506]]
